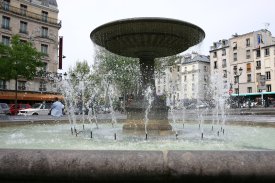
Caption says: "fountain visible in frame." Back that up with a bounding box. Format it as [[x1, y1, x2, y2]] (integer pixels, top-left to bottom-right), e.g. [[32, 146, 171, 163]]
[[90, 17, 205, 134], [1, 17, 275, 182]]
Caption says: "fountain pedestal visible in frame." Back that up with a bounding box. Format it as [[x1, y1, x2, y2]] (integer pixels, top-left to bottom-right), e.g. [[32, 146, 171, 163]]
[[123, 95, 173, 134]]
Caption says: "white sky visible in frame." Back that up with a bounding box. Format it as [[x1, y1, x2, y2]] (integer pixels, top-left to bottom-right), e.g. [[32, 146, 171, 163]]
[[57, 0, 275, 72]]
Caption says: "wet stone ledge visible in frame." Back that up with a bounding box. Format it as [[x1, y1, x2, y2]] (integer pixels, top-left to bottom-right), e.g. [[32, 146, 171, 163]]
[[0, 149, 275, 183]]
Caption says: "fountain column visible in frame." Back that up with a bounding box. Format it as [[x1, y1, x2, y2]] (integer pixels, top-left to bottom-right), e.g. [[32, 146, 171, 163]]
[[123, 57, 172, 134]]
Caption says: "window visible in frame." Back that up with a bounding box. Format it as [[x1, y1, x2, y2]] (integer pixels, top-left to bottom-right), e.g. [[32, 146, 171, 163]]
[[247, 87, 252, 93], [20, 21, 28, 34], [214, 61, 217, 69], [41, 11, 48, 22], [3, 0, 10, 10], [18, 81, 26, 90], [41, 27, 48, 38], [0, 80, 7, 90], [2, 35, 10, 46], [247, 63, 251, 72], [2, 16, 10, 30], [266, 71, 271, 80], [266, 85, 272, 92], [246, 38, 250, 47], [204, 66, 207, 72], [39, 81, 47, 91], [265, 48, 270, 56], [41, 44, 48, 54], [233, 53, 237, 61], [247, 74, 251, 82], [233, 42, 237, 50], [213, 52, 217, 58], [234, 76, 239, 84], [246, 50, 251, 59], [256, 61, 261, 69], [20, 4, 27, 16], [256, 49, 261, 58], [204, 75, 208, 82], [222, 59, 226, 68], [222, 49, 226, 56], [223, 70, 227, 78], [177, 66, 180, 72]]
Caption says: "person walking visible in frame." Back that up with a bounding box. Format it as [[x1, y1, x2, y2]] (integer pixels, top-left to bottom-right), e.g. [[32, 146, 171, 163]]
[[50, 97, 64, 117]]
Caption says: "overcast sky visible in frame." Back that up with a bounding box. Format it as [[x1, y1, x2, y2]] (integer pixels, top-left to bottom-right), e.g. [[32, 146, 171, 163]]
[[57, 0, 275, 72]]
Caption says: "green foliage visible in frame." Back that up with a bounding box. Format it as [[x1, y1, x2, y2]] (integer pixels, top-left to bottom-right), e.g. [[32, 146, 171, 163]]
[[0, 35, 44, 80], [93, 48, 140, 94], [68, 60, 90, 80]]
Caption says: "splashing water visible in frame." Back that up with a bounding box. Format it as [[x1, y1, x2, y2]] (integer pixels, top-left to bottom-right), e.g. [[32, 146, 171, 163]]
[[144, 86, 154, 134]]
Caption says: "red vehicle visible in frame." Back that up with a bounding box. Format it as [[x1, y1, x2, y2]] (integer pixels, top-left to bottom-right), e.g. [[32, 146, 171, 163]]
[[9, 104, 32, 115]]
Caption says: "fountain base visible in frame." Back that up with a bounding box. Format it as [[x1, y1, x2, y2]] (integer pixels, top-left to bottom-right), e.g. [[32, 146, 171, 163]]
[[123, 96, 173, 134], [123, 119, 173, 135]]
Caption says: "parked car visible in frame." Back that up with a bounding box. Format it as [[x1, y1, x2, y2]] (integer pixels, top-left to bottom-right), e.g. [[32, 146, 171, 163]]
[[9, 103, 32, 115], [18, 103, 52, 116], [0, 103, 10, 115]]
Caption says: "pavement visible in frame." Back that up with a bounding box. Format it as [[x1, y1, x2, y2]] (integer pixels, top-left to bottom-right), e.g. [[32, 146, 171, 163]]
[[0, 108, 275, 127]]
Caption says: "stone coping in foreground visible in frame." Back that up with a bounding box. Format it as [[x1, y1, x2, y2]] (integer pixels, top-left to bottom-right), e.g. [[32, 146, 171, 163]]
[[0, 149, 275, 182]]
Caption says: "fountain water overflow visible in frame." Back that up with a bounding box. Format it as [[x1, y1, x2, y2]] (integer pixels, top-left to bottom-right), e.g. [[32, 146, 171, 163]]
[[90, 17, 205, 134]]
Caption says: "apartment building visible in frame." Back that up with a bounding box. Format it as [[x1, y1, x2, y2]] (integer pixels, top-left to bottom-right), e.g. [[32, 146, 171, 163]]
[[0, 0, 62, 104], [210, 29, 275, 104], [155, 53, 210, 106]]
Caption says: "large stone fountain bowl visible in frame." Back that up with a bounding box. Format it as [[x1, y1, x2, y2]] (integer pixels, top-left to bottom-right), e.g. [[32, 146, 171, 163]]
[[90, 17, 205, 59]]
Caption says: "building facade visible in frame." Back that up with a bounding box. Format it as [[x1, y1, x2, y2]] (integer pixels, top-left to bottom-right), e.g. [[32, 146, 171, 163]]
[[0, 0, 62, 104], [155, 53, 210, 106], [210, 29, 275, 105]]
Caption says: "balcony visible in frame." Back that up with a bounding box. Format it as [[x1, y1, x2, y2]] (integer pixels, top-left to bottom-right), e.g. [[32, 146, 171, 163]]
[[19, 29, 29, 35], [0, 2, 61, 28], [1, 24, 11, 31]]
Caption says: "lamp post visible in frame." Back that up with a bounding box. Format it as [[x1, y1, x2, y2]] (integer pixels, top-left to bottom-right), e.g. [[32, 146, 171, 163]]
[[234, 67, 243, 108]]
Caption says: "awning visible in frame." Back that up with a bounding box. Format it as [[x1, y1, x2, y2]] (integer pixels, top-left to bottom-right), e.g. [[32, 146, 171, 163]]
[[0, 91, 64, 101], [231, 92, 275, 97]]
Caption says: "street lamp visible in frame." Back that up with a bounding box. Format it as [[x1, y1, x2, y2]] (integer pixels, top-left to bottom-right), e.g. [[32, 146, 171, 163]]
[[234, 67, 243, 108]]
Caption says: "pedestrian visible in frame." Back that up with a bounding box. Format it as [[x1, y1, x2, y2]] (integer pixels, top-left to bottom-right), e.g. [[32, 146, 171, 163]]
[[50, 97, 64, 117]]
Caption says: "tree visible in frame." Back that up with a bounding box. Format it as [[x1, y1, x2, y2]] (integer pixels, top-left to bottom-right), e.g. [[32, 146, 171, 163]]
[[93, 48, 140, 101], [0, 35, 44, 107]]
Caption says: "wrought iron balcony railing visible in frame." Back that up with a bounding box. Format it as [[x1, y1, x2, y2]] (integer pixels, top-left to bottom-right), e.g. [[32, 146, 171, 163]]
[[0, 2, 61, 28]]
